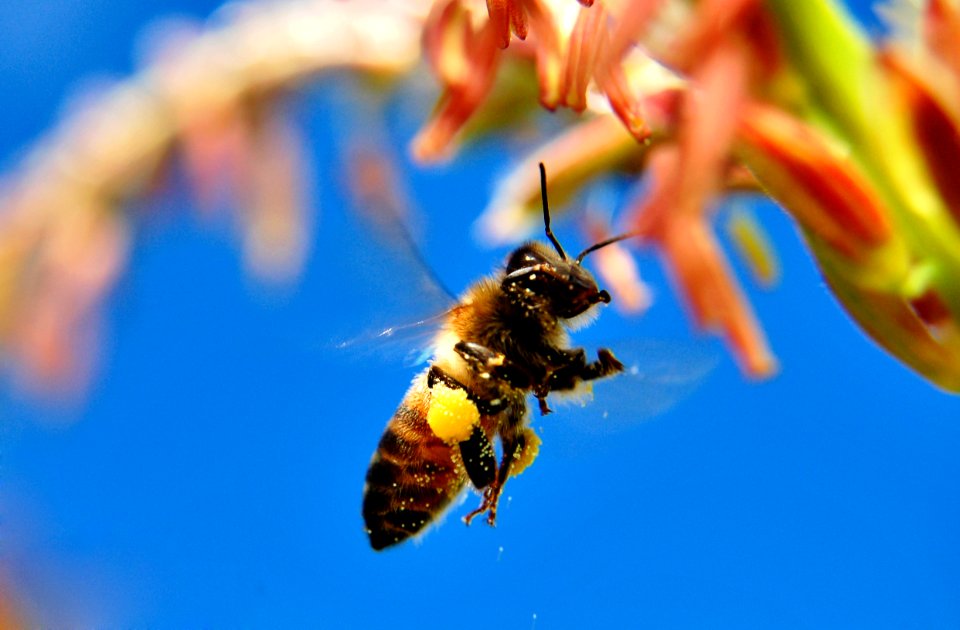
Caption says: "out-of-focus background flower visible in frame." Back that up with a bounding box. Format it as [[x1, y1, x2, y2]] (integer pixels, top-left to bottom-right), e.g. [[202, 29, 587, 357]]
[[0, 0, 958, 626]]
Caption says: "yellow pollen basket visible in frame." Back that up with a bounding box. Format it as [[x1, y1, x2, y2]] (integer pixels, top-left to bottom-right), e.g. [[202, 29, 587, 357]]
[[426, 383, 481, 444], [510, 427, 541, 477]]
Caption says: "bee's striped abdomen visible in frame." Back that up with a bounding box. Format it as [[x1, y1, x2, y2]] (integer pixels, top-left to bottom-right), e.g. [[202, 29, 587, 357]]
[[363, 397, 465, 550]]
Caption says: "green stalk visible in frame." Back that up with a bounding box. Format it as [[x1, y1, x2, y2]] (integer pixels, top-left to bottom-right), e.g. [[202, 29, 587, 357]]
[[764, 0, 960, 317]]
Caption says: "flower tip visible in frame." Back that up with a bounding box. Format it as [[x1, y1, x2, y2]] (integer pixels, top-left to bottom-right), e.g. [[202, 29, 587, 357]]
[[745, 351, 779, 380], [594, 244, 652, 315], [538, 96, 560, 112], [473, 200, 540, 245], [624, 117, 652, 143], [409, 126, 455, 164], [725, 206, 781, 287]]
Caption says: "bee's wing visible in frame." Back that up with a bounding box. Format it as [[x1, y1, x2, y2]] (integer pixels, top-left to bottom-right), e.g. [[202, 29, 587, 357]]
[[331, 306, 460, 368], [549, 339, 720, 431], [319, 143, 459, 367]]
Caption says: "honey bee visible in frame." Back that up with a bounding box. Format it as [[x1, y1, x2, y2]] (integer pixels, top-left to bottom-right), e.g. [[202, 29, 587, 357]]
[[362, 163, 635, 550]]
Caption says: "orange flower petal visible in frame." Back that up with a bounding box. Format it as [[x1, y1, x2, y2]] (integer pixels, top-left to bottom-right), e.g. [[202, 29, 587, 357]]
[[735, 102, 892, 259], [412, 13, 502, 161], [594, 0, 665, 140], [238, 115, 310, 282], [510, 0, 529, 41], [424, 0, 474, 87], [561, 3, 607, 112], [521, 0, 564, 108], [599, 0, 665, 72], [487, 0, 512, 48], [598, 61, 651, 141]]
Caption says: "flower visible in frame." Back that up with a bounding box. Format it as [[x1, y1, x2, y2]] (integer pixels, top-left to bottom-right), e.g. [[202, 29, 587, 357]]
[[448, 0, 960, 389], [1, 0, 960, 394]]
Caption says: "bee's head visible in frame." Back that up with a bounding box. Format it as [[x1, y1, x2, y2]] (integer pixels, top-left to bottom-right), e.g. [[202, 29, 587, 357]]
[[502, 242, 609, 319], [499, 162, 637, 320]]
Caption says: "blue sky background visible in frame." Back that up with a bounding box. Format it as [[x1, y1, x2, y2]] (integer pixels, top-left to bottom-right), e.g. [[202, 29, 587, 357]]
[[1, 1, 959, 627]]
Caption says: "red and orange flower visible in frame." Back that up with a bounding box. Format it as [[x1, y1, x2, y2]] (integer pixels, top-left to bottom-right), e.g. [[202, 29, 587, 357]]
[[1, 0, 960, 394]]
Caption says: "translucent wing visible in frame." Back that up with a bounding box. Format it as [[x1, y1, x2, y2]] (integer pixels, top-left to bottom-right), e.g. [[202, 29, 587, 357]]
[[331, 307, 458, 368], [318, 139, 458, 367], [547, 338, 720, 432]]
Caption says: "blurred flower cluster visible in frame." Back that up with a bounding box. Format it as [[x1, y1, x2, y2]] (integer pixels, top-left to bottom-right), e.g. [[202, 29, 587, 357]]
[[1, 0, 960, 396]]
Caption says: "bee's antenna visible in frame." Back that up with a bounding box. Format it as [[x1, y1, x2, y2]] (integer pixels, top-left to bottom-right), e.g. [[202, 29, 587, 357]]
[[539, 162, 567, 260], [575, 231, 641, 264]]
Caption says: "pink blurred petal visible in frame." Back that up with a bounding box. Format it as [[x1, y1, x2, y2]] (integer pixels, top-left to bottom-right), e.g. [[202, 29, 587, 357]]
[[925, 0, 960, 83], [675, 36, 750, 217], [412, 4, 502, 161], [237, 114, 311, 282], [631, 144, 776, 378], [660, 0, 759, 74], [583, 214, 651, 313]]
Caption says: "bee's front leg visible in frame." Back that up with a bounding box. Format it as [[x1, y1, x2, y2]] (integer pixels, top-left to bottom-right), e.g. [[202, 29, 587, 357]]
[[534, 383, 553, 415], [530, 349, 624, 416], [546, 348, 625, 393]]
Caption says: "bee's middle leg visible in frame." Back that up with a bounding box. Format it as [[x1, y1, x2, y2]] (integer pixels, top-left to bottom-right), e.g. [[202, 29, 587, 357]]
[[454, 341, 533, 389]]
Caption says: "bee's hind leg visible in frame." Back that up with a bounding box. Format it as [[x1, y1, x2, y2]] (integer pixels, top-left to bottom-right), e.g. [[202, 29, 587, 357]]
[[463, 486, 499, 527], [462, 433, 513, 527], [463, 415, 529, 527], [463, 460, 509, 527], [458, 424, 497, 491]]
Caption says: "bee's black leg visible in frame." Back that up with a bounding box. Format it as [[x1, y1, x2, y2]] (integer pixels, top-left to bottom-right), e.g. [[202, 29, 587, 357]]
[[547, 348, 624, 392], [427, 365, 513, 496], [458, 424, 497, 490], [534, 383, 552, 415], [427, 366, 507, 415], [463, 447, 514, 527], [583, 348, 625, 380], [454, 341, 533, 389], [464, 402, 527, 527]]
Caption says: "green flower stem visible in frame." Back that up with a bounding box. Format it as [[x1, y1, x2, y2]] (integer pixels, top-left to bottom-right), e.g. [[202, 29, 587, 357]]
[[764, 0, 960, 320]]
